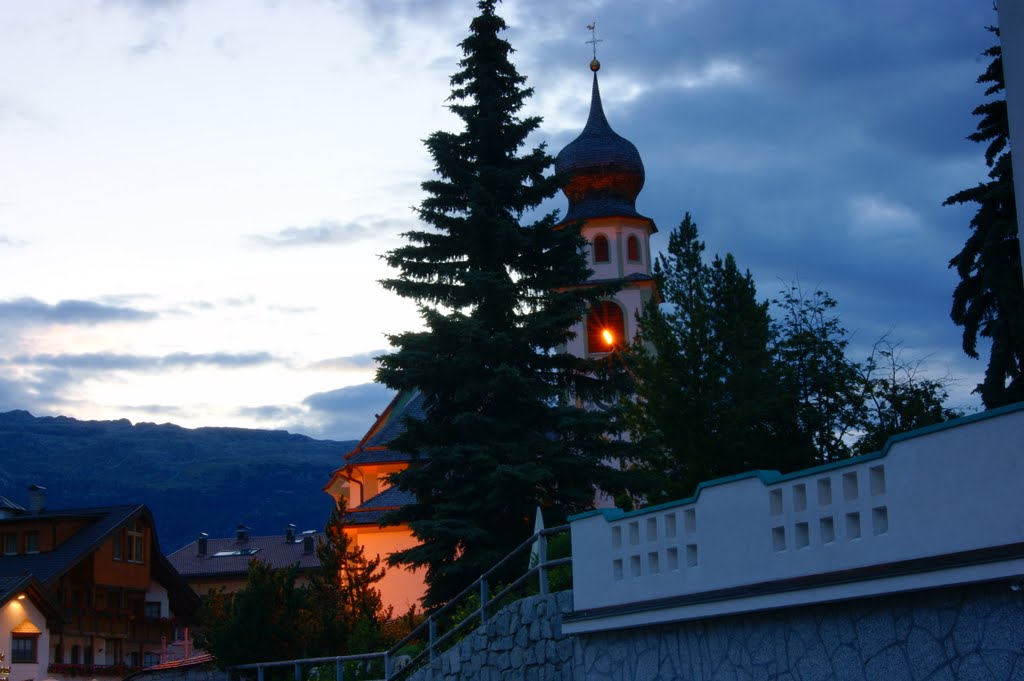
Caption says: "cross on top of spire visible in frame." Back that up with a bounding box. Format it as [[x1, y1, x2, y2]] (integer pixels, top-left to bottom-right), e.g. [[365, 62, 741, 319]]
[[586, 21, 603, 71]]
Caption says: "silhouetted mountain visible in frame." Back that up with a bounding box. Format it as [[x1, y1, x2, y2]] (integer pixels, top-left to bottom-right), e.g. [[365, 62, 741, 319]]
[[0, 410, 356, 553]]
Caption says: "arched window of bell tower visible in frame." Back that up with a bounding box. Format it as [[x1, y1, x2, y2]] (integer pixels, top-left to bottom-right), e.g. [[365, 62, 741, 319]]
[[586, 300, 626, 354], [626, 235, 641, 263], [593, 234, 610, 263]]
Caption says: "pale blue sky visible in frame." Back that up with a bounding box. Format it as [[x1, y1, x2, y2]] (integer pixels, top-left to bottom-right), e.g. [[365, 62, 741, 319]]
[[0, 0, 996, 439]]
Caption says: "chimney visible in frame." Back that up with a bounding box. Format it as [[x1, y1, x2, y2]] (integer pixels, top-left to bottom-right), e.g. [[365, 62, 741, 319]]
[[302, 530, 315, 555], [285, 524, 295, 543], [197, 533, 208, 556], [236, 525, 248, 542], [28, 485, 46, 514]]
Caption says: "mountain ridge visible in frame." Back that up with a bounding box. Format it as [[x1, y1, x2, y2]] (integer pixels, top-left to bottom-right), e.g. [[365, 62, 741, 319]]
[[0, 410, 358, 553]]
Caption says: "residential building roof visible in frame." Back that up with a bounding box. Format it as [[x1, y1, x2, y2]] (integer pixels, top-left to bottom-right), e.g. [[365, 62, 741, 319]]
[[0, 574, 63, 621], [0, 503, 200, 622], [167, 532, 322, 578], [0, 505, 145, 583]]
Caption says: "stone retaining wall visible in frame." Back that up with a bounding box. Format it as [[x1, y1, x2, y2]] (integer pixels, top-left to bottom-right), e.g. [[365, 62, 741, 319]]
[[405, 591, 575, 681], [406, 581, 1024, 681]]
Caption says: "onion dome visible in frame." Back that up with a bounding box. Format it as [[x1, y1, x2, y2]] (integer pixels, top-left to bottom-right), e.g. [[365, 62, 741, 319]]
[[555, 71, 648, 223]]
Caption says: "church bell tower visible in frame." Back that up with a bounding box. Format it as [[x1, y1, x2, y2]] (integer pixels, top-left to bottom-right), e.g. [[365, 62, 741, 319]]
[[555, 54, 658, 357]]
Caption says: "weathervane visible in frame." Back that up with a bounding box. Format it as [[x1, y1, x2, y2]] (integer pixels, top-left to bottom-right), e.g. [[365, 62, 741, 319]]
[[586, 21, 602, 71]]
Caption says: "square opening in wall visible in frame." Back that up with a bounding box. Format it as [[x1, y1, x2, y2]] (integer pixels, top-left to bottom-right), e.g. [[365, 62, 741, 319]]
[[772, 526, 786, 552], [820, 516, 835, 544], [629, 522, 640, 546], [630, 554, 641, 578], [793, 484, 807, 512], [667, 547, 679, 571], [795, 521, 810, 549], [770, 489, 783, 516], [613, 559, 623, 581], [870, 465, 886, 496], [846, 512, 861, 540], [648, 551, 660, 575], [686, 544, 698, 567], [684, 508, 697, 534], [647, 518, 658, 542], [872, 506, 889, 535], [817, 478, 832, 506], [611, 526, 622, 550], [665, 513, 677, 539], [843, 472, 859, 501]]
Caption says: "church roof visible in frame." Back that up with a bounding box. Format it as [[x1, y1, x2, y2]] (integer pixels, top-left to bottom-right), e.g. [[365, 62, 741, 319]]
[[342, 487, 416, 527], [323, 389, 427, 496], [555, 71, 650, 224], [360, 390, 427, 451]]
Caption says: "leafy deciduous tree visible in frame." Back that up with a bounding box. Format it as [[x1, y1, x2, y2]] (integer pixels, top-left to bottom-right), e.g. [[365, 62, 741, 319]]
[[853, 338, 963, 455], [773, 283, 864, 462]]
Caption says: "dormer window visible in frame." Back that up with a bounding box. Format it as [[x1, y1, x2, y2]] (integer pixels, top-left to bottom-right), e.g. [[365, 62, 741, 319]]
[[126, 520, 144, 563], [626, 235, 641, 262], [593, 235, 610, 263]]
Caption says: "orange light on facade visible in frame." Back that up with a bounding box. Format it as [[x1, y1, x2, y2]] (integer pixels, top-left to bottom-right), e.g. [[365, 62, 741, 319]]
[[16, 594, 25, 600], [601, 328, 615, 347]]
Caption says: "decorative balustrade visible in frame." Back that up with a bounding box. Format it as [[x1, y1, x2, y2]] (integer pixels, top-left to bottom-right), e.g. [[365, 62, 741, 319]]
[[567, 403, 1024, 632]]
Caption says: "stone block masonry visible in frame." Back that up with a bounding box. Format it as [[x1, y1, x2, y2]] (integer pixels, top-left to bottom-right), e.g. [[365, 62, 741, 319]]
[[405, 591, 575, 681], [406, 580, 1024, 680], [576, 581, 1024, 681]]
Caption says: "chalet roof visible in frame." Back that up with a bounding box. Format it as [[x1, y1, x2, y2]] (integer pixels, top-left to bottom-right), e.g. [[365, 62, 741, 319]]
[[0, 505, 146, 584], [167, 532, 322, 579], [0, 574, 63, 622], [123, 652, 216, 681], [0, 504, 200, 623], [0, 495, 26, 512]]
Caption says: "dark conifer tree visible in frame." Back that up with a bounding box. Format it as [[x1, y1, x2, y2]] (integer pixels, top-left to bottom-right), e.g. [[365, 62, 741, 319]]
[[626, 214, 812, 501], [945, 27, 1024, 407], [305, 499, 389, 654], [377, 0, 626, 607]]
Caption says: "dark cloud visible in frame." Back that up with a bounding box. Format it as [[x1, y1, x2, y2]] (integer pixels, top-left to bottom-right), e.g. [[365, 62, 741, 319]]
[[236, 404, 305, 421], [0, 298, 155, 325], [17, 351, 277, 372], [301, 382, 393, 440], [250, 219, 371, 247], [521, 0, 991, 410], [308, 350, 384, 371], [232, 383, 392, 440]]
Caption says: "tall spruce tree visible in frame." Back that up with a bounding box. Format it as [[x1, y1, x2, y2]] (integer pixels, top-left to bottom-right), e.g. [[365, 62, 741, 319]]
[[378, 0, 626, 607], [626, 214, 812, 502], [945, 27, 1024, 407]]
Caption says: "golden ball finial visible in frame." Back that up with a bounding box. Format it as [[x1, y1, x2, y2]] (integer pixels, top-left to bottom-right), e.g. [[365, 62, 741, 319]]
[[590, 58, 601, 72]]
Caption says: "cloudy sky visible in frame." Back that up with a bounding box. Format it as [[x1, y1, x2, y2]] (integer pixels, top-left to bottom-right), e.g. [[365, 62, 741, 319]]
[[0, 0, 999, 440]]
